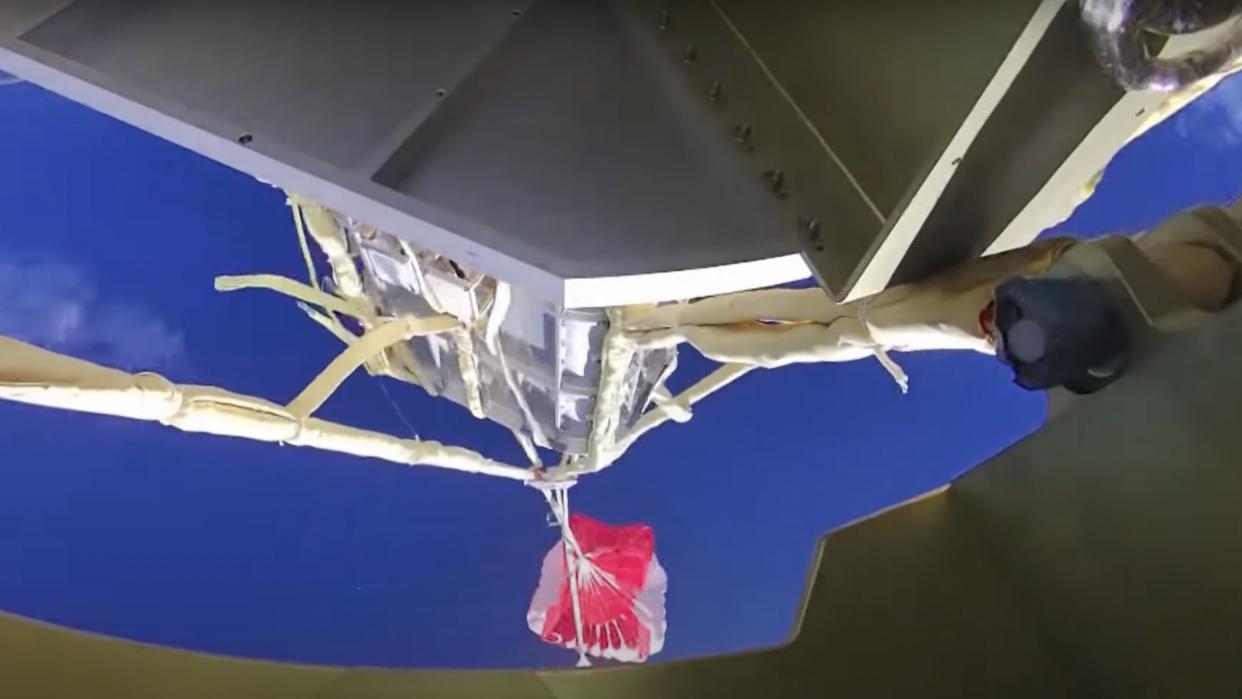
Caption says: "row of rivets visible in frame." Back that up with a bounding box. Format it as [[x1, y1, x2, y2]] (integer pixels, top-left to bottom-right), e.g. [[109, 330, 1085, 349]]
[[659, 7, 823, 246]]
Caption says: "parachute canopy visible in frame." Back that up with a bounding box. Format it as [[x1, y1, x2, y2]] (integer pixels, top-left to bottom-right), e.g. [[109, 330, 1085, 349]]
[[527, 514, 667, 664]]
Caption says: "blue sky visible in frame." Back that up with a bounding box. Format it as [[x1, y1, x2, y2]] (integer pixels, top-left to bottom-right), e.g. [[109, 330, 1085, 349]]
[[0, 74, 1239, 670]]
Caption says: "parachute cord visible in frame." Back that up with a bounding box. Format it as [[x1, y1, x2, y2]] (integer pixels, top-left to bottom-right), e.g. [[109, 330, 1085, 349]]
[[858, 298, 909, 394], [542, 485, 591, 667]]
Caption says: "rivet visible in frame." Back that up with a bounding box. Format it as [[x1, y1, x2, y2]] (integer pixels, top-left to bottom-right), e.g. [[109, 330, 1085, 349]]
[[709, 80, 723, 101], [734, 123, 752, 145], [799, 217, 821, 239], [764, 169, 787, 195]]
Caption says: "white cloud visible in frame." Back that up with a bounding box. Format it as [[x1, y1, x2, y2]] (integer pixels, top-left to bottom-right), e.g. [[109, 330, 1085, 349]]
[[1174, 72, 1242, 145], [0, 252, 186, 370]]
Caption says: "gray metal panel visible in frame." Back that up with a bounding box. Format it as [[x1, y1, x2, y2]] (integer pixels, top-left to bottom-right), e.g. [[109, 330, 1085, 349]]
[[632, 0, 884, 296], [0, 0, 576, 304], [646, 0, 1066, 297], [1, 0, 813, 304], [0, 0, 73, 30], [0, 0, 1083, 305], [20, 0, 524, 172], [374, 0, 795, 279], [707, 0, 1049, 217], [892, 5, 1127, 285]]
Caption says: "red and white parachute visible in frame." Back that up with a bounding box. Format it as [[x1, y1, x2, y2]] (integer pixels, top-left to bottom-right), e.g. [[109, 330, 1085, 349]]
[[529, 488, 667, 666]]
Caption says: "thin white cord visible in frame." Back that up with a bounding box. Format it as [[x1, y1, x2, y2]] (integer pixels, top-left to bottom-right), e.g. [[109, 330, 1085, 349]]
[[858, 299, 909, 393], [558, 488, 590, 667], [541, 486, 590, 666], [374, 377, 420, 441]]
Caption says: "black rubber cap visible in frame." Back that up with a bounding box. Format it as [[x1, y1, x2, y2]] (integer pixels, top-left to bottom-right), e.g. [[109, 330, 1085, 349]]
[[994, 276, 1131, 394]]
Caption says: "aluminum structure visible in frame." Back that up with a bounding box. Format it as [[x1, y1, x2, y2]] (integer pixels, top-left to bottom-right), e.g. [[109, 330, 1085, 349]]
[[3, 0, 1218, 308]]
